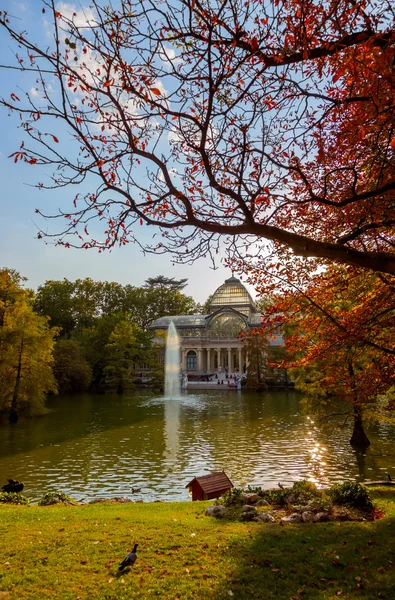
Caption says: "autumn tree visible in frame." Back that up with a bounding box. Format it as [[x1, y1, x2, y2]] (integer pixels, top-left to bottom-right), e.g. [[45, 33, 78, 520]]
[[260, 264, 395, 447], [0, 269, 58, 422], [0, 0, 394, 278]]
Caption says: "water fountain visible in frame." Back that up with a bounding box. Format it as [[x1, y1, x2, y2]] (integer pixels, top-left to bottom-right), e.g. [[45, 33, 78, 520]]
[[165, 321, 181, 397]]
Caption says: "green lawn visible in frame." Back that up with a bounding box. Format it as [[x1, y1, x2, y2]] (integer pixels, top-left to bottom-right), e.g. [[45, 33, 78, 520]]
[[0, 489, 394, 599]]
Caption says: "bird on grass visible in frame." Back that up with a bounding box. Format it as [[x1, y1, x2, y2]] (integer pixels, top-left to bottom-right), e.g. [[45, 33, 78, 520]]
[[2, 479, 24, 493], [278, 482, 285, 490], [119, 543, 138, 571]]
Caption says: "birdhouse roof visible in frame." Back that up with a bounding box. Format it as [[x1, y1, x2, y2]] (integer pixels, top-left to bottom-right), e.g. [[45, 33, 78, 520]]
[[185, 471, 233, 493]]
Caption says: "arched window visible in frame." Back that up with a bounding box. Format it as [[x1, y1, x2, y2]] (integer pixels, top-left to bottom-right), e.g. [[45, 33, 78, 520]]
[[207, 312, 246, 339], [187, 350, 197, 369]]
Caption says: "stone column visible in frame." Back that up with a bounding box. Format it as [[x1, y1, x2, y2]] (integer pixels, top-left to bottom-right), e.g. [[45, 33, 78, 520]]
[[197, 349, 203, 371], [238, 348, 242, 373], [216, 348, 221, 370], [207, 348, 211, 372], [227, 348, 232, 372]]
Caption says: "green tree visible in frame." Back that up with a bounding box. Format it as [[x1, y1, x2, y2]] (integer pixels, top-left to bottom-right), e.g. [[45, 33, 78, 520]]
[[77, 313, 124, 387], [0, 269, 58, 422], [53, 340, 92, 394], [34, 279, 76, 336], [104, 320, 149, 393], [144, 276, 188, 291], [244, 330, 270, 391]]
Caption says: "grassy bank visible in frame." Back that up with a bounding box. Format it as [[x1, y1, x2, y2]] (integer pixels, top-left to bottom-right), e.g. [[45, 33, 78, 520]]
[[0, 489, 394, 600]]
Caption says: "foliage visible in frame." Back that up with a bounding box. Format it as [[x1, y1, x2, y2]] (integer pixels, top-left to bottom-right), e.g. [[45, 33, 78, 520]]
[[104, 320, 152, 392], [218, 487, 244, 508], [35, 277, 198, 335], [328, 481, 373, 511], [243, 330, 269, 390], [1, 1, 394, 282], [252, 264, 395, 447], [0, 492, 29, 505], [144, 276, 188, 291], [0, 269, 58, 421], [38, 491, 78, 506], [0, 489, 394, 599], [53, 340, 92, 393]]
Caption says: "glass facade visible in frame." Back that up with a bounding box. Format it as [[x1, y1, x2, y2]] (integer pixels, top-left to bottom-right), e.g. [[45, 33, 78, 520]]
[[207, 313, 246, 338]]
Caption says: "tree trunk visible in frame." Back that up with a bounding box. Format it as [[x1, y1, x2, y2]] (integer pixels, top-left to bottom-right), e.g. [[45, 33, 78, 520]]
[[9, 334, 24, 423], [350, 404, 370, 448], [348, 361, 370, 448]]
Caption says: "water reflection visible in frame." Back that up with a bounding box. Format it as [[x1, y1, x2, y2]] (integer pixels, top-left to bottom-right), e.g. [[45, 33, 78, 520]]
[[0, 390, 394, 502]]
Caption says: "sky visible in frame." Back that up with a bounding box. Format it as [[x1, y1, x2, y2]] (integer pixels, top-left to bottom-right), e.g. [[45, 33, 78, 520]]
[[0, 0, 255, 303]]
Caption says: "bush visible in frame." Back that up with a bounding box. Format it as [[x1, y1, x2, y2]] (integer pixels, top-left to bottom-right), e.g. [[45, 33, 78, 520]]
[[0, 492, 29, 505], [38, 491, 78, 506], [328, 481, 373, 511], [218, 487, 244, 507]]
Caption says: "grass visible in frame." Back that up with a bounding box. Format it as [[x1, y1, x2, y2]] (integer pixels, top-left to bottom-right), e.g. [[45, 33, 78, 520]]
[[0, 489, 394, 599]]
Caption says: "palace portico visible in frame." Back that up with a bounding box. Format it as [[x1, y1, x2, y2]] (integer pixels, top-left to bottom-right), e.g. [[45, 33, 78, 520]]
[[149, 276, 284, 376]]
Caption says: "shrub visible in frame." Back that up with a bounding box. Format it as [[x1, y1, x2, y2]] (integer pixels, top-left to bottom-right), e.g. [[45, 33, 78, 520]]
[[328, 481, 373, 511], [0, 492, 29, 505], [38, 491, 78, 506], [218, 487, 244, 507]]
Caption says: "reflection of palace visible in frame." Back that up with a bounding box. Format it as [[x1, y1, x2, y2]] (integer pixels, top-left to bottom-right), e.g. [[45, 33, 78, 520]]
[[149, 276, 283, 376]]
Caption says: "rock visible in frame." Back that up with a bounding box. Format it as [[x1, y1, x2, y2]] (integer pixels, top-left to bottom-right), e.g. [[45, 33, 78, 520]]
[[242, 505, 257, 513], [300, 505, 313, 512], [206, 505, 227, 518], [89, 496, 132, 504], [301, 511, 315, 523], [256, 499, 270, 507], [314, 512, 330, 522], [241, 493, 260, 504], [281, 513, 302, 524], [241, 511, 257, 522], [257, 512, 276, 523]]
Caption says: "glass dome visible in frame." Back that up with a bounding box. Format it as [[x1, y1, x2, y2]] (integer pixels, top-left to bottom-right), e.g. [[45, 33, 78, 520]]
[[209, 276, 257, 314]]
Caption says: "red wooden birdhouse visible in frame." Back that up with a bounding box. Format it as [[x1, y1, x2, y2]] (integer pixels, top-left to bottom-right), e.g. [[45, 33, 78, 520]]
[[186, 471, 233, 501]]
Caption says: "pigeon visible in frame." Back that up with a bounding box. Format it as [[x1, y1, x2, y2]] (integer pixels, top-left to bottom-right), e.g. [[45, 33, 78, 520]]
[[118, 543, 138, 571], [2, 479, 24, 493], [278, 482, 285, 490], [387, 474, 392, 482]]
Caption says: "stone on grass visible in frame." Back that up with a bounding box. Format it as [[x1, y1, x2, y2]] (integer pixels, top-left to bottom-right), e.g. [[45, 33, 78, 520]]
[[301, 511, 315, 523], [206, 505, 227, 518], [314, 512, 330, 522], [281, 513, 302, 524], [241, 493, 260, 504], [257, 512, 276, 523], [242, 505, 257, 513], [256, 499, 270, 507]]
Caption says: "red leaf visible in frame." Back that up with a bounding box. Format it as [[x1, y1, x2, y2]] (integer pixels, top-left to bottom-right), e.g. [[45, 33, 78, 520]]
[[52, 135, 59, 143], [139, 218, 143, 225], [390, 139, 395, 149], [28, 158, 37, 164], [55, 11, 61, 18], [150, 88, 161, 96]]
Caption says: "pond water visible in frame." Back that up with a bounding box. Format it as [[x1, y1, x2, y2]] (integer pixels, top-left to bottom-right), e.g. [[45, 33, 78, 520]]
[[0, 390, 394, 502]]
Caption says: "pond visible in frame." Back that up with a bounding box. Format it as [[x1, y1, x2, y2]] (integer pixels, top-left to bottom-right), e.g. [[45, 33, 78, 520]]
[[0, 390, 394, 502]]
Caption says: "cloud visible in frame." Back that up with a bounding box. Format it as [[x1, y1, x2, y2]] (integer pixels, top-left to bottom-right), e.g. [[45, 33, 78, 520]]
[[56, 2, 97, 28]]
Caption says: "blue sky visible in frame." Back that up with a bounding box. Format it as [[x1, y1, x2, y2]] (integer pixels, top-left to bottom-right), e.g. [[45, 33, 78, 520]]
[[0, 0, 254, 303]]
